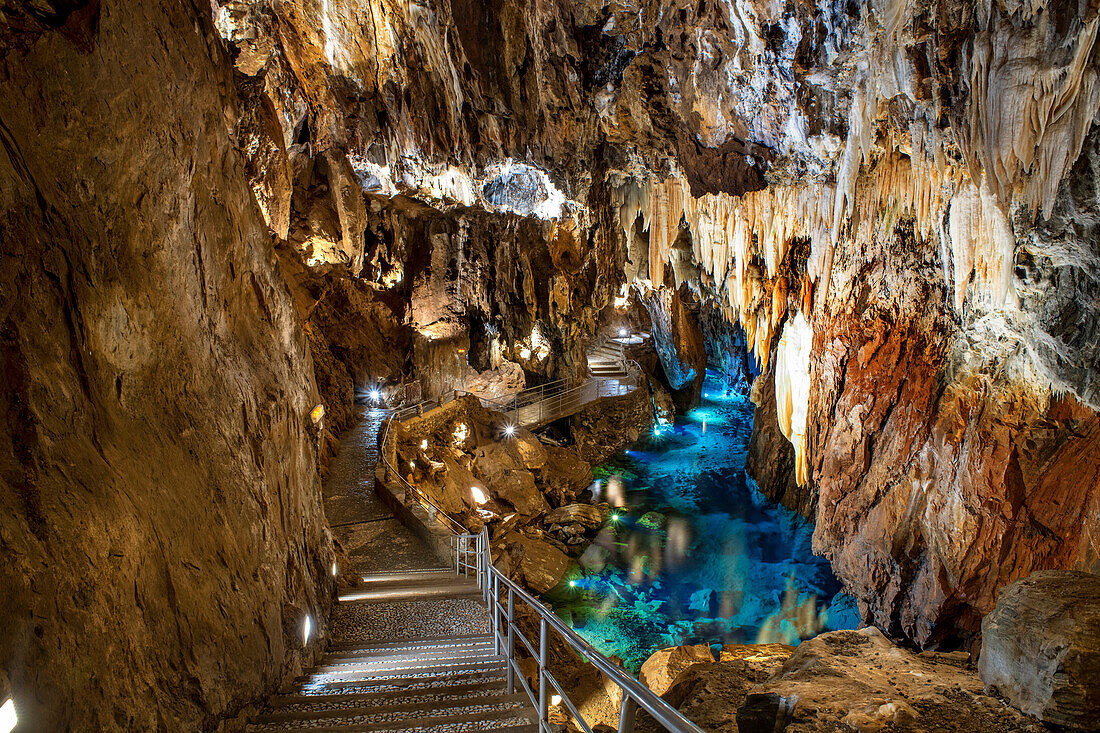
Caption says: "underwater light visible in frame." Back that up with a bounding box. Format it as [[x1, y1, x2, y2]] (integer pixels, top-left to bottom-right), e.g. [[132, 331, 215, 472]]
[[610, 513, 620, 522], [569, 580, 577, 588], [0, 699, 16, 733], [653, 427, 661, 437]]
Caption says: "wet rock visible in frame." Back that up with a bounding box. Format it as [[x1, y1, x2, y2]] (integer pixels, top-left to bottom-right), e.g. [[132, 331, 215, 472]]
[[979, 570, 1100, 729], [543, 503, 608, 530], [737, 628, 1045, 733]]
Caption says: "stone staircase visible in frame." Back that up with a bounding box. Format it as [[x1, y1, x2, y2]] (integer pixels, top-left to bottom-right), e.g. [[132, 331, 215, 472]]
[[248, 569, 537, 732], [587, 331, 648, 379]]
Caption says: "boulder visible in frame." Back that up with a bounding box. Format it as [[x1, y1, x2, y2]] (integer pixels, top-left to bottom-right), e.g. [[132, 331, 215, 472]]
[[513, 431, 548, 470], [736, 628, 1045, 732], [539, 446, 592, 503], [635, 644, 792, 733], [494, 470, 550, 517], [979, 570, 1100, 730], [507, 534, 571, 593], [639, 644, 716, 696], [543, 503, 607, 530]]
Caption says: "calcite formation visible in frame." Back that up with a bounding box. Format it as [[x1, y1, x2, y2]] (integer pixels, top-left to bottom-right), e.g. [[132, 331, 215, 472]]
[[4, 0, 1100, 725]]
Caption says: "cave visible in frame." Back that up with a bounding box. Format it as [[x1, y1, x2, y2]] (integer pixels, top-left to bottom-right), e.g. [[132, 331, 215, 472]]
[[1, 0, 1099, 731]]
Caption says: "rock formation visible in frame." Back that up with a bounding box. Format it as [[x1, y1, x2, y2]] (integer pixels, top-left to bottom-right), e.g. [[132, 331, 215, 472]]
[[0, 2, 334, 729], [4, 0, 1100, 725], [979, 570, 1100, 729]]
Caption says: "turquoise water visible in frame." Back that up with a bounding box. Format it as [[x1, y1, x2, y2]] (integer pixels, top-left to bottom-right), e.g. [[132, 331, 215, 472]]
[[547, 372, 859, 671]]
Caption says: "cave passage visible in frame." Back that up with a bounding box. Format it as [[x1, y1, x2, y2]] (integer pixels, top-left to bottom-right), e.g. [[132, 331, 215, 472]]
[[544, 371, 859, 671]]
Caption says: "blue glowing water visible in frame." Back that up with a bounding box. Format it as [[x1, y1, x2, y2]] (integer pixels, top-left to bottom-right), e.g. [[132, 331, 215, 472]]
[[547, 372, 860, 671]]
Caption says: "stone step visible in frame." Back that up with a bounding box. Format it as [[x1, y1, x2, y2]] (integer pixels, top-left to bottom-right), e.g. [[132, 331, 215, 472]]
[[313, 647, 502, 675], [357, 570, 453, 585], [299, 659, 508, 689], [289, 669, 509, 698], [325, 635, 495, 660], [248, 692, 532, 731], [267, 679, 513, 714], [337, 579, 480, 604], [247, 704, 537, 732]]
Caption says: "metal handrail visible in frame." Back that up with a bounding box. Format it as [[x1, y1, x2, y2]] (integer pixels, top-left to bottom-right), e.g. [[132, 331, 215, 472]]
[[376, 413, 469, 535], [451, 529, 705, 733]]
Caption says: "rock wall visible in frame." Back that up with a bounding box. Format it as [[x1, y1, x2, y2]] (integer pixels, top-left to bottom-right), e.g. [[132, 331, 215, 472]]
[[0, 1, 333, 729]]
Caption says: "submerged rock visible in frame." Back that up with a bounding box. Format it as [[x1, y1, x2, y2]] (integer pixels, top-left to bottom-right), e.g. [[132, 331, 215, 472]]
[[979, 570, 1100, 730]]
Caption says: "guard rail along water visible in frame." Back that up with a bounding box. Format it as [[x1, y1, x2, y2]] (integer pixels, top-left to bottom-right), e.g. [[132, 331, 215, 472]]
[[452, 529, 706, 733]]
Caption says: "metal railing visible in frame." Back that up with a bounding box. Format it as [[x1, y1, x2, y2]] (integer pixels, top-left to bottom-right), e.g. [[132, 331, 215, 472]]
[[377, 414, 469, 535], [451, 530, 705, 733]]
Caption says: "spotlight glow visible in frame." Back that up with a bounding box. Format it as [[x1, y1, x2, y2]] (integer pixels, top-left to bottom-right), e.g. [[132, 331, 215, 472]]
[[471, 486, 488, 505], [0, 699, 16, 733], [551, 694, 562, 706], [331, 562, 337, 577], [618, 328, 628, 337], [302, 615, 312, 646], [369, 388, 381, 403], [610, 513, 619, 522], [569, 580, 577, 587], [420, 439, 429, 450], [503, 424, 516, 438]]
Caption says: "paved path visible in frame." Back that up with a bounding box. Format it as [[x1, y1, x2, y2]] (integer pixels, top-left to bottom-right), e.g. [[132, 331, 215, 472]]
[[324, 407, 446, 575], [248, 408, 536, 731]]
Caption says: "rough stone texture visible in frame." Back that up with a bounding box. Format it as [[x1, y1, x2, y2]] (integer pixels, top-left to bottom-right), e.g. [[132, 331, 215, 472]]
[[570, 384, 653, 464], [635, 644, 793, 733], [498, 532, 572, 594], [642, 286, 708, 407], [638, 644, 716, 696], [0, 1, 333, 729], [746, 352, 810, 519], [979, 570, 1100, 730], [738, 628, 1046, 733]]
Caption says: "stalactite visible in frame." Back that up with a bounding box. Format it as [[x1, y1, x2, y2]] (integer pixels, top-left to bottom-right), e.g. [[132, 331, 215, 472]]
[[775, 311, 813, 486]]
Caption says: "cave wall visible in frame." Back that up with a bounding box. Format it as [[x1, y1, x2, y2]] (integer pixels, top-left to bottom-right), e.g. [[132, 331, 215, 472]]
[[0, 1, 334, 728]]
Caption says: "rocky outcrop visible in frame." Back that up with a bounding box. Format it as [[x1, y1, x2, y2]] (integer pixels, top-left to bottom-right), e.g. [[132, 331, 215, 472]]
[[738, 628, 1044, 732], [0, 2, 333, 729], [979, 570, 1100, 730], [638, 644, 717, 696], [642, 286, 708, 407], [570, 382, 654, 464]]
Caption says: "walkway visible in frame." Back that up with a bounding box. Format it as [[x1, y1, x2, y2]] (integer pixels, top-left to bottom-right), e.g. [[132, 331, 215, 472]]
[[247, 408, 537, 731], [324, 407, 443, 574]]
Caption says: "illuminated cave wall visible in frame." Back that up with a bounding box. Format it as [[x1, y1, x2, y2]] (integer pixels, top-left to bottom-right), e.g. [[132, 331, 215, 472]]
[[0, 2, 334, 729]]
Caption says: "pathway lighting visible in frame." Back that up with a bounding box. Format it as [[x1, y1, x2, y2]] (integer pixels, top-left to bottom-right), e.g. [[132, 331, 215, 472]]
[[369, 388, 382, 403], [502, 424, 516, 438], [618, 328, 628, 337], [0, 700, 16, 733], [302, 615, 312, 646]]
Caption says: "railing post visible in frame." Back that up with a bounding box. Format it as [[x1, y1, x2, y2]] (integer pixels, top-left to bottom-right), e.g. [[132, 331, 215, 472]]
[[618, 695, 637, 733], [538, 617, 549, 728], [492, 571, 500, 655], [506, 587, 515, 694]]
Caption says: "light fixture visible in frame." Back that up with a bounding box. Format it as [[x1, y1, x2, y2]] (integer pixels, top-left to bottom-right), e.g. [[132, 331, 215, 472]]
[[310, 404, 325, 423], [0, 699, 16, 733], [610, 513, 619, 522], [569, 580, 577, 588], [471, 486, 488, 505], [369, 388, 382, 403], [420, 439, 429, 450], [410, 461, 416, 469], [618, 328, 628, 337], [653, 427, 661, 437], [551, 694, 562, 706], [302, 615, 312, 646], [503, 424, 516, 438]]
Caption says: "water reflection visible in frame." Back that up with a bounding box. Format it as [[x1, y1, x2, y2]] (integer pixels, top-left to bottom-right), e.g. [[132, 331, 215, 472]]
[[546, 372, 859, 671]]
